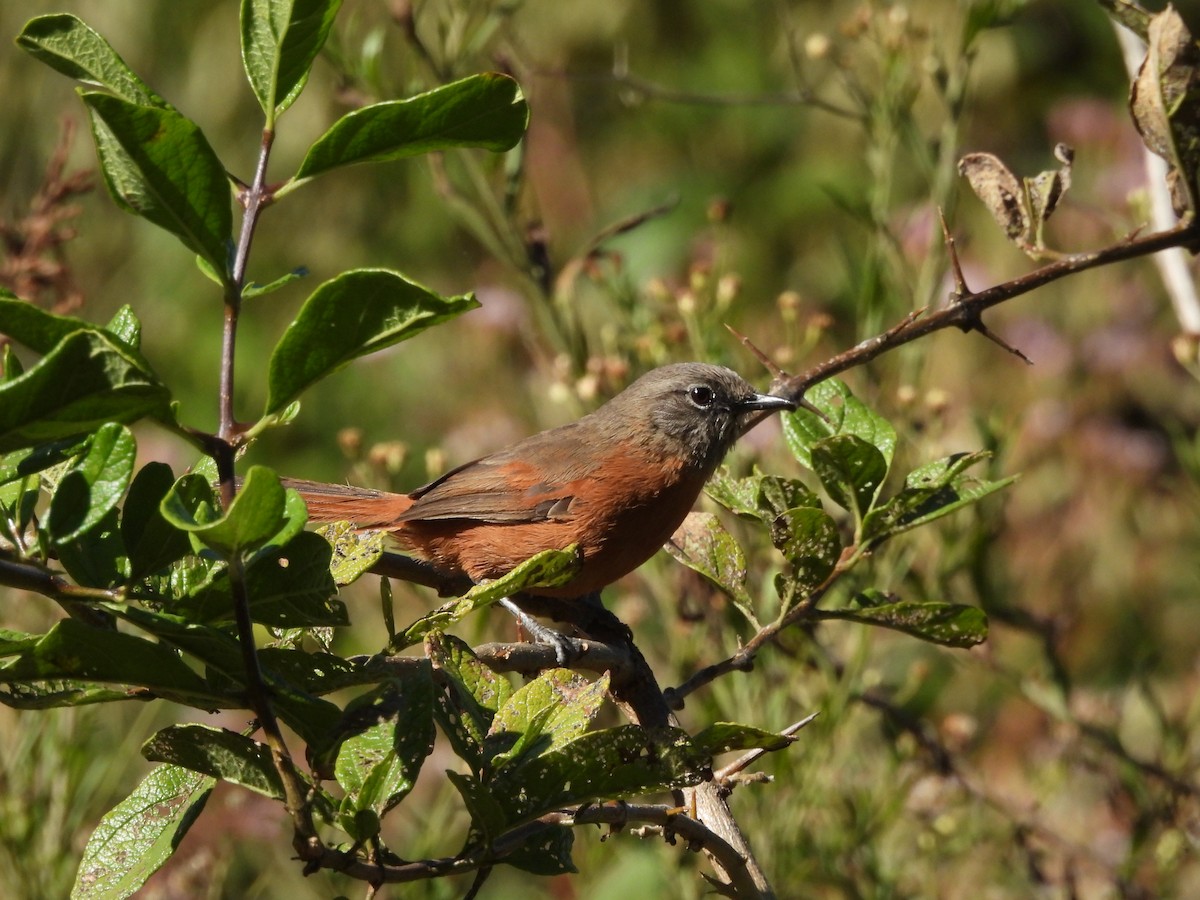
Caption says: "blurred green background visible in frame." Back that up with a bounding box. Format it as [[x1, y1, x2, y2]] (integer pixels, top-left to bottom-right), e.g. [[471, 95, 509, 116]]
[[2, 0, 1199, 897]]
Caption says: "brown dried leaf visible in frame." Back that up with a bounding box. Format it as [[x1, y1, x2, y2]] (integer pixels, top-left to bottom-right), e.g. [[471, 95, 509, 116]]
[[1130, 7, 1200, 216], [1026, 143, 1074, 250], [957, 152, 1030, 244]]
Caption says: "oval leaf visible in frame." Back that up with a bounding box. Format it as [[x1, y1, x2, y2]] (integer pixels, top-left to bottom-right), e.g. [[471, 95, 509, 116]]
[[160, 465, 292, 554], [398, 546, 581, 648], [291, 73, 529, 185], [0, 330, 168, 453], [820, 601, 988, 648], [72, 766, 213, 900], [241, 0, 342, 119], [782, 378, 896, 471], [264, 268, 478, 417], [82, 93, 232, 274], [665, 511, 757, 626], [333, 673, 435, 816], [810, 434, 888, 523], [142, 724, 286, 800], [46, 422, 137, 545], [770, 506, 841, 605], [17, 14, 166, 107]]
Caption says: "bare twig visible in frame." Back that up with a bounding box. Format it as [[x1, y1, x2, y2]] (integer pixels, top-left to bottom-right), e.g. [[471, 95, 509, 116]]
[[775, 218, 1200, 403]]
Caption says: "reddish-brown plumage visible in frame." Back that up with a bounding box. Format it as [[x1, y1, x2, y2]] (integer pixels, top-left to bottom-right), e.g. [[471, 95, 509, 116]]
[[287, 363, 794, 598]]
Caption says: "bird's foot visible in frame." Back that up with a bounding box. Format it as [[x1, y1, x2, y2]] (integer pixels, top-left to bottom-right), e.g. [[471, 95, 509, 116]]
[[498, 598, 582, 666]]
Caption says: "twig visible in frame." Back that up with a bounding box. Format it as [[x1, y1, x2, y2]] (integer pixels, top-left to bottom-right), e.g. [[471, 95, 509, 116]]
[[775, 218, 1200, 402], [713, 713, 819, 786]]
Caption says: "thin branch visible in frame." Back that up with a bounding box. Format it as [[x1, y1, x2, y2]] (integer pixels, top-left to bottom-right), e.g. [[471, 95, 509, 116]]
[[530, 64, 861, 121], [774, 218, 1200, 404]]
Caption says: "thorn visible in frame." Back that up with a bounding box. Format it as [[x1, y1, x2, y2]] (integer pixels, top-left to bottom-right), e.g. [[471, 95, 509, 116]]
[[725, 323, 788, 380], [957, 310, 1033, 365], [938, 207, 972, 302]]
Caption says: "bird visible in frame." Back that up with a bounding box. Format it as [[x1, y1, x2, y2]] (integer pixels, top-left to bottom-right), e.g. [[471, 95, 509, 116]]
[[285, 363, 794, 654]]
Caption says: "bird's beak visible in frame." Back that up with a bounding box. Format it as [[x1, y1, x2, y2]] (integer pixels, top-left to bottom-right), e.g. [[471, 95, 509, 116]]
[[740, 392, 796, 413]]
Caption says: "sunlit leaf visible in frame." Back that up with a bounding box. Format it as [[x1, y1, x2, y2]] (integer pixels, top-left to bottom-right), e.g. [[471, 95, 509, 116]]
[[264, 269, 478, 418], [0, 331, 167, 452], [82, 93, 232, 274], [17, 14, 166, 107], [72, 765, 213, 900], [241, 0, 342, 119], [292, 73, 528, 185], [396, 546, 580, 648], [46, 422, 137, 545], [142, 725, 286, 800], [820, 601, 988, 648], [665, 511, 758, 627]]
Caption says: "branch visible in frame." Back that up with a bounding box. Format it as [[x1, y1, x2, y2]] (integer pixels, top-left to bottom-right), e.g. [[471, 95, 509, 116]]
[[772, 219, 1200, 404]]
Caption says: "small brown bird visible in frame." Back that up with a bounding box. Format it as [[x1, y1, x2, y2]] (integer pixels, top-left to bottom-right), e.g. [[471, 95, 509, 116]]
[[288, 363, 793, 631]]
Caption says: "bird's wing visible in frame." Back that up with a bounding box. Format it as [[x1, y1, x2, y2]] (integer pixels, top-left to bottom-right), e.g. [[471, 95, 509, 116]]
[[399, 423, 600, 524]]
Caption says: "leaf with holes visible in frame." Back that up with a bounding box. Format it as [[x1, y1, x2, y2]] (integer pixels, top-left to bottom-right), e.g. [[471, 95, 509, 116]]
[[819, 601, 988, 648], [72, 765, 213, 900], [665, 511, 758, 626]]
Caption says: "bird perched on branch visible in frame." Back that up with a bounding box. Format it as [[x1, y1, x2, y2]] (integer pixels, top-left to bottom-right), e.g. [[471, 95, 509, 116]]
[[285, 363, 794, 653]]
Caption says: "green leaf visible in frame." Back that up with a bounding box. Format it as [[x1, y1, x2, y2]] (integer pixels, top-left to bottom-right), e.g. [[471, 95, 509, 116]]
[[782, 379, 897, 471], [160, 465, 299, 555], [810, 434, 888, 522], [490, 726, 708, 822], [862, 452, 1016, 545], [0, 295, 135, 355], [316, 521, 385, 585], [142, 725, 286, 800], [0, 619, 210, 696], [16, 14, 166, 107], [691, 722, 795, 756], [243, 266, 309, 300], [0, 681, 132, 710], [755, 474, 822, 520], [770, 507, 841, 606], [0, 629, 41, 658], [55, 506, 128, 588], [241, 0, 342, 119], [501, 825, 576, 875], [664, 512, 758, 627], [291, 73, 528, 186], [446, 770, 509, 844], [333, 673, 435, 818], [820, 601, 989, 648], [82, 92, 232, 274], [397, 546, 580, 648], [45, 422, 137, 545], [122, 463, 192, 579], [177, 531, 345, 627], [264, 269, 478, 418], [0, 437, 89, 487], [0, 330, 168, 452], [107, 604, 343, 744], [105, 306, 142, 349], [487, 669, 609, 770], [427, 632, 510, 769], [72, 765, 213, 900]]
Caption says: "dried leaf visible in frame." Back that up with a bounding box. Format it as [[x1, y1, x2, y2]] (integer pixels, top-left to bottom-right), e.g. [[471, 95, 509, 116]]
[[1130, 7, 1200, 216], [957, 152, 1030, 243]]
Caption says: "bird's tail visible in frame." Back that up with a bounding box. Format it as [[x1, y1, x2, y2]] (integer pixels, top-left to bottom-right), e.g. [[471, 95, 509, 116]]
[[280, 477, 413, 529]]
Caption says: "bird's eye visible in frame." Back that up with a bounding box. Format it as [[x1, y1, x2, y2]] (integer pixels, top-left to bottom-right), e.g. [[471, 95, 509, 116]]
[[688, 384, 716, 408]]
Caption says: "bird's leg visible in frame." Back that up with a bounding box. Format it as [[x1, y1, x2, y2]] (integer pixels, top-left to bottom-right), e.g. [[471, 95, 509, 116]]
[[497, 597, 582, 666]]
